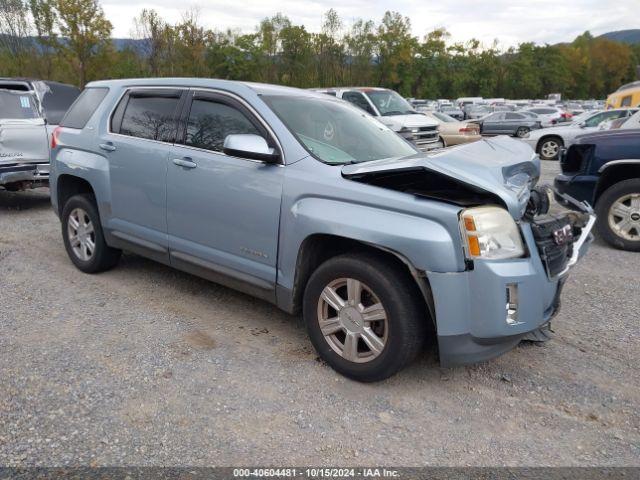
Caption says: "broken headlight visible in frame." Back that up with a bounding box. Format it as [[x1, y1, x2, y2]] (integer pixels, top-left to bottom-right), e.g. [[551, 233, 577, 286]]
[[459, 206, 525, 260]]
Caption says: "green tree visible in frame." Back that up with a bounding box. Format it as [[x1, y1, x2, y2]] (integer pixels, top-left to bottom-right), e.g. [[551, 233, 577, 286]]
[[0, 0, 33, 75], [54, 0, 113, 86]]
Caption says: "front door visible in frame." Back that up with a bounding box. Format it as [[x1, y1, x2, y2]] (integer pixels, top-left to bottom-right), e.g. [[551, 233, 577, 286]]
[[167, 90, 284, 296]]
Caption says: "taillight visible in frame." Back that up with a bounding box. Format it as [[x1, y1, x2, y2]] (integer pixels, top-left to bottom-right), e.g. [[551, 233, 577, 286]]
[[459, 126, 479, 135], [51, 126, 62, 149]]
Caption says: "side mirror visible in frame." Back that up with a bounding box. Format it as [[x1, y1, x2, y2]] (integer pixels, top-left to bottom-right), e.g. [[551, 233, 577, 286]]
[[223, 134, 280, 163], [578, 121, 585, 128]]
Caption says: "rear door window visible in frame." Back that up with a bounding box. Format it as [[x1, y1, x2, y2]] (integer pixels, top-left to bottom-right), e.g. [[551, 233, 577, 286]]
[[621, 95, 632, 107], [505, 112, 524, 120], [114, 90, 182, 142], [61, 87, 109, 129]]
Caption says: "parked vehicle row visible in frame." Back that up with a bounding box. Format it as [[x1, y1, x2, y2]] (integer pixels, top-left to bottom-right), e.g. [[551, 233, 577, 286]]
[[522, 108, 639, 160], [46, 78, 595, 381]]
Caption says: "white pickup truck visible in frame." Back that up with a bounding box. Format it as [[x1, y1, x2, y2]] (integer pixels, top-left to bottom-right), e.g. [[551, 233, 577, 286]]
[[0, 78, 79, 191], [312, 87, 443, 151]]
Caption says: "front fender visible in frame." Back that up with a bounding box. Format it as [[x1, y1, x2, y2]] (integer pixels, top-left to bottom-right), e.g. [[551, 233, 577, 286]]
[[276, 196, 464, 293]]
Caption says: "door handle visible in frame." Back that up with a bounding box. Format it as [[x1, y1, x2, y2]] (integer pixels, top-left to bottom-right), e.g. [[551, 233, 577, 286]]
[[172, 158, 197, 169], [99, 143, 116, 152]]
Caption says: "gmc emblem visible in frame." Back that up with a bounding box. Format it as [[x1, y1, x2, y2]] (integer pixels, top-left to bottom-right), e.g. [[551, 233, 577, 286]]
[[553, 224, 573, 246]]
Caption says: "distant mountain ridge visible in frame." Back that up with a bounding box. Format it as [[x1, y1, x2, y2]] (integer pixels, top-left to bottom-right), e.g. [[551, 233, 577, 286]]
[[598, 29, 640, 44]]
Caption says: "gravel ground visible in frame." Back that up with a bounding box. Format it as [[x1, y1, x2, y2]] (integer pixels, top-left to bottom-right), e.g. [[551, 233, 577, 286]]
[[0, 161, 639, 467]]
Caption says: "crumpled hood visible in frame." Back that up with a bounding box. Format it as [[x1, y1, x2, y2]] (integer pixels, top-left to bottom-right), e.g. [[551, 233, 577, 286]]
[[378, 113, 438, 132], [342, 136, 540, 219]]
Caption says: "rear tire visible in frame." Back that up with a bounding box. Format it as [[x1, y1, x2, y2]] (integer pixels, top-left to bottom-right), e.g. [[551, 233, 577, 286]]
[[303, 253, 427, 382], [537, 136, 563, 160], [516, 127, 530, 138], [61, 194, 121, 273], [595, 179, 640, 251]]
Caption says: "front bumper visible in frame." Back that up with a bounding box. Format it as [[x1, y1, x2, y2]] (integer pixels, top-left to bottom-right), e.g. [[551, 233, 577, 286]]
[[0, 163, 49, 187], [431, 211, 594, 367]]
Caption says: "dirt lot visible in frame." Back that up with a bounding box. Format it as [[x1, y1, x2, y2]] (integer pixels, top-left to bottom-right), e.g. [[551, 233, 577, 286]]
[[0, 161, 639, 467]]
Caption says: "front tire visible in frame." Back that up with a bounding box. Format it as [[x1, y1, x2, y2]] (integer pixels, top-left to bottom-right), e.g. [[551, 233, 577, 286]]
[[537, 136, 563, 160], [61, 194, 122, 272], [303, 253, 427, 382], [595, 179, 640, 251]]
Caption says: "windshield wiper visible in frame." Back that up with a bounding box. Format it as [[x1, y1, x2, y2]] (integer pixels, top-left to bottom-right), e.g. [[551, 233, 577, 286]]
[[381, 110, 406, 116]]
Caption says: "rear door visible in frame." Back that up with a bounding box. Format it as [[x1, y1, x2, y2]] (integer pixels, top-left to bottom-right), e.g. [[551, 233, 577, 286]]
[[167, 90, 284, 297], [505, 112, 526, 134], [482, 113, 503, 134], [101, 88, 186, 257]]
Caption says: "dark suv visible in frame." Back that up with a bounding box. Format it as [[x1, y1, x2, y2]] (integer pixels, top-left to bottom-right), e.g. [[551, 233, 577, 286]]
[[554, 129, 640, 251]]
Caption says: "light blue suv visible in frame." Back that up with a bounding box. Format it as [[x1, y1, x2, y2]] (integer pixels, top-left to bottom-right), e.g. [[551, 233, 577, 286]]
[[50, 78, 595, 381]]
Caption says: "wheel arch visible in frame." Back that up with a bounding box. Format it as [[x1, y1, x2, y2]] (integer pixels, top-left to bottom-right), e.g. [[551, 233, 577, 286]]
[[535, 134, 564, 152], [594, 163, 640, 205], [280, 233, 436, 329], [56, 174, 96, 217]]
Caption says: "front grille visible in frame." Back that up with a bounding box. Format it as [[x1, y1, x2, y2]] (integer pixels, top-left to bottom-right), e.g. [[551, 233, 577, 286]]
[[531, 214, 574, 278], [411, 126, 439, 150]]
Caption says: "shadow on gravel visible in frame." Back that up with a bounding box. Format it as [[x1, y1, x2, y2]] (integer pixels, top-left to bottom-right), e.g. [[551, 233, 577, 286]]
[[0, 188, 51, 212]]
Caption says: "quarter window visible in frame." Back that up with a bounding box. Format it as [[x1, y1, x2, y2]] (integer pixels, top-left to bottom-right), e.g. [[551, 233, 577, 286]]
[[118, 93, 181, 142], [61, 87, 108, 129], [184, 98, 260, 152]]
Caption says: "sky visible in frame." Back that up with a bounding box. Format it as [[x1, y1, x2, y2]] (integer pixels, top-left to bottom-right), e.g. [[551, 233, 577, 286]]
[[101, 0, 639, 48]]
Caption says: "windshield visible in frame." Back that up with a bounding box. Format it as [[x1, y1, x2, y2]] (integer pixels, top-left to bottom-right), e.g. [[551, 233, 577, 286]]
[[263, 95, 418, 165], [364, 90, 415, 116], [432, 111, 456, 123], [0, 90, 40, 119]]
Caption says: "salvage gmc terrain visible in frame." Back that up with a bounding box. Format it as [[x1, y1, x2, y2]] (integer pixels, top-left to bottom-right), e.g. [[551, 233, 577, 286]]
[[50, 78, 595, 381]]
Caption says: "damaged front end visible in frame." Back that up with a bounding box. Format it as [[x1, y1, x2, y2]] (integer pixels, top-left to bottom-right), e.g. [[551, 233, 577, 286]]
[[343, 136, 595, 277], [342, 136, 596, 365], [342, 136, 540, 220]]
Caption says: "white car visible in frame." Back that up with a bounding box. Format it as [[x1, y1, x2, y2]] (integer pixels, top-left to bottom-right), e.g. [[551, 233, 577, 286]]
[[523, 106, 570, 127], [618, 109, 640, 130], [522, 108, 638, 160]]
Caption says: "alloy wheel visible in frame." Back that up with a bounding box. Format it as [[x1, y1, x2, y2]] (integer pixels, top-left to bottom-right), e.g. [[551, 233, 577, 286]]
[[541, 140, 559, 159], [67, 208, 96, 261], [608, 193, 640, 241], [317, 278, 388, 363]]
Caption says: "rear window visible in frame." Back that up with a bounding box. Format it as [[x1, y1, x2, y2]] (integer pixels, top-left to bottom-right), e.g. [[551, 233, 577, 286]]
[[0, 91, 39, 119], [60, 87, 108, 129]]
